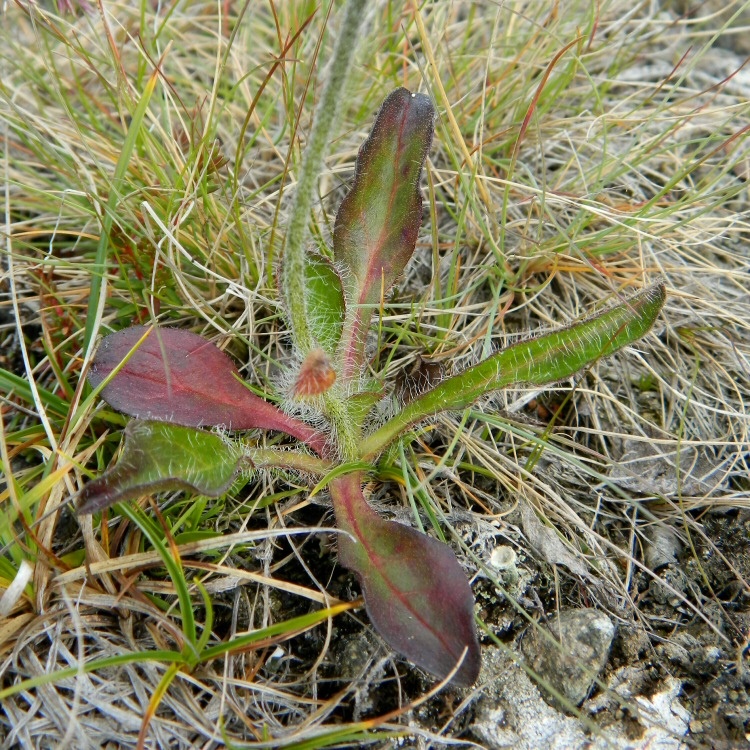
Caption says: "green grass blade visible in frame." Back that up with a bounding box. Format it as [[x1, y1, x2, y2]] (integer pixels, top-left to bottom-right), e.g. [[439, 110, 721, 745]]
[[82, 64, 161, 359], [194, 578, 214, 657], [279, 728, 405, 750], [116, 501, 198, 654], [0, 650, 184, 702], [199, 601, 354, 661], [0, 369, 70, 417]]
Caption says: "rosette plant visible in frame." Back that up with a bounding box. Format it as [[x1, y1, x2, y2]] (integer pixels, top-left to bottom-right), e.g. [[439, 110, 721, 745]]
[[80, 81, 665, 687]]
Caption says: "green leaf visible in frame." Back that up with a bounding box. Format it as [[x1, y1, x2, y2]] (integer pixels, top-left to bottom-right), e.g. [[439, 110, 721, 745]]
[[304, 252, 346, 355], [361, 283, 666, 458], [0, 368, 70, 417], [334, 87, 435, 379], [115, 500, 198, 656], [334, 87, 434, 302], [0, 603, 356, 702], [199, 601, 355, 662], [78, 421, 244, 514], [330, 473, 480, 687]]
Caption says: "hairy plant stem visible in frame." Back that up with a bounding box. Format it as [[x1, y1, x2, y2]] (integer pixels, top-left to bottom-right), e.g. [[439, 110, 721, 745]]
[[338, 297, 372, 384], [245, 447, 331, 476], [322, 389, 360, 461], [282, 0, 367, 355]]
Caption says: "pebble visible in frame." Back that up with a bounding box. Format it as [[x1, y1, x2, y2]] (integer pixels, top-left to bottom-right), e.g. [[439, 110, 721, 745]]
[[521, 608, 615, 708]]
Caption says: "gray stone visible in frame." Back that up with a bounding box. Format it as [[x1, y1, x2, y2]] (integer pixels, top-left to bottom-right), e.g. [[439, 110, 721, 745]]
[[472, 648, 690, 750], [608, 438, 728, 498], [644, 526, 682, 571], [521, 608, 615, 708], [472, 648, 591, 750]]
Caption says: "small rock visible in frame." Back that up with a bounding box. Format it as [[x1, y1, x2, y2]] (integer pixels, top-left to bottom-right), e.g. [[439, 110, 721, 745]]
[[613, 624, 650, 663], [472, 647, 590, 750], [475, 649, 693, 750], [634, 678, 691, 747], [658, 638, 693, 669], [519, 501, 590, 579], [608, 437, 728, 497], [644, 526, 682, 571], [701, 646, 722, 666], [648, 565, 689, 608], [334, 632, 377, 680], [521, 608, 615, 708]]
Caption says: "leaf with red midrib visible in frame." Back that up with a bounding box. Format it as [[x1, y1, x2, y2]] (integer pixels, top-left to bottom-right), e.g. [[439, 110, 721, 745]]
[[89, 326, 326, 455], [330, 472, 481, 687], [334, 87, 435, 380], [333, 88, 434, 304]]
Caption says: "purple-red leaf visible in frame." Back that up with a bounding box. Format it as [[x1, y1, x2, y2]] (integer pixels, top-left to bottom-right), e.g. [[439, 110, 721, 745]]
[[89, 326, 326, 455], [330, 472, 480, 687]]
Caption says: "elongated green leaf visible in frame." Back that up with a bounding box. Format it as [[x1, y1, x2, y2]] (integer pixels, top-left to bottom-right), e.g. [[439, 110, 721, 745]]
[[334, 88, 434, 301], [78, 421, 243, 514], [304, 252, 346, 355], [334, 88, 435, 379], [330, 473, 480, 687], [199, 601, 355, 661], [362, 283, 666, 458], [116, 500, 198, 654], [0, 368, 70, 417]]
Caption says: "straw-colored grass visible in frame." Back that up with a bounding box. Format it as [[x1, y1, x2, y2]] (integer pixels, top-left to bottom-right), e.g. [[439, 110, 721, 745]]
[[1, 0, 748, 747]]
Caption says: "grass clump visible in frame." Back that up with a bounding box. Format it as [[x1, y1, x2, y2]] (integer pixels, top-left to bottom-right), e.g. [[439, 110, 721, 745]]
[[1, 1, 749, 747]]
